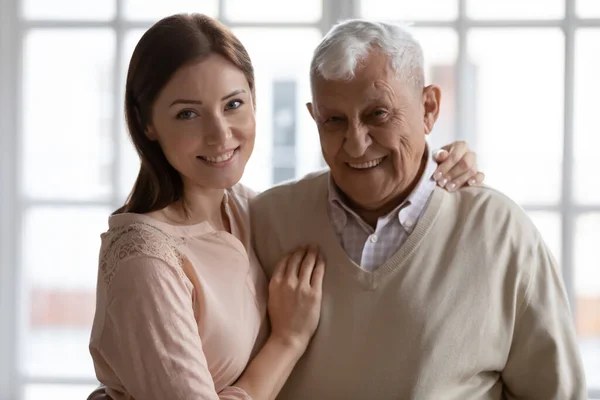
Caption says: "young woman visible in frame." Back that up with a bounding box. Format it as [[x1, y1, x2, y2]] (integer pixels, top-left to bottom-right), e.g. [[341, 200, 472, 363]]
[[88, 13, 484, 400]]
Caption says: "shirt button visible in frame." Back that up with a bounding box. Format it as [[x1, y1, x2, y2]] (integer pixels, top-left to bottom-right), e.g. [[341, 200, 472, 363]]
[[369, 234, 378, 243]]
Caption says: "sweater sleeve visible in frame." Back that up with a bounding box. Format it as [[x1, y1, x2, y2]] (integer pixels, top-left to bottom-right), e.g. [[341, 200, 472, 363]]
[[99, 256, 252, 400], [501, 238, 587, 399]]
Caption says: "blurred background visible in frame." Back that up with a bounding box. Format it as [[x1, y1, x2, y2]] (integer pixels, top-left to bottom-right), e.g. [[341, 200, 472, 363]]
[[0, 0, 598, 398]]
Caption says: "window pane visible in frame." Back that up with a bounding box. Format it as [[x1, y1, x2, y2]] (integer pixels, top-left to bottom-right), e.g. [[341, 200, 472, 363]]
[[575, 214, 600, 389], [360, 0, 458, 20], [528, 212, 561, 263], [468, 29, 564, 204], [232, 28, 322, 191], [578, 0, 600, 17], [574, 29, 600, 204], [24, 384, 99, 400], [225, 0, 321, 22], [124, 0, 218, 21], [22, 30, 115, 201], [22, 0, 115, 20], [410, 28, 458, 150], [467, 0, 564, 19], [21, 206, 108, 379]]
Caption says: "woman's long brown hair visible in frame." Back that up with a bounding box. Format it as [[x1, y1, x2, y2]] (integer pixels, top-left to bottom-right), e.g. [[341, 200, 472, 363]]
[[115, 13, 255, 215]]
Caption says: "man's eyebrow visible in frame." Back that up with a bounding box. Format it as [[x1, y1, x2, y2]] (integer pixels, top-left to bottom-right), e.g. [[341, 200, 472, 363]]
[[169, 89, 246, 107]]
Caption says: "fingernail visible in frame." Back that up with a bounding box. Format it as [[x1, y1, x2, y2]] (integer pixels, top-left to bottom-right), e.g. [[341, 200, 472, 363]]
[[433, 171, 443, 180], [435, 149, 448, 158], [447, 182, 456, 191], [468, 179, 476, 186], [439, 178, 448, 188]]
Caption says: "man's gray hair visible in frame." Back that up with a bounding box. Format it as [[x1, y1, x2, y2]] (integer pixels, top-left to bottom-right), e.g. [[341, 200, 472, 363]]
[[310, 19, 425, 89]]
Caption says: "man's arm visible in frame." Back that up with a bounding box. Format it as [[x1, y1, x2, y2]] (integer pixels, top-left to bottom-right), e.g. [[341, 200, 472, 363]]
[[502, 237, 587, 399]]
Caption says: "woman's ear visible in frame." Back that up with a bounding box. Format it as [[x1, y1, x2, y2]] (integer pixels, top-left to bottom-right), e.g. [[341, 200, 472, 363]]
[[135, 106, 157, 141], [145, 125, 157, 141]]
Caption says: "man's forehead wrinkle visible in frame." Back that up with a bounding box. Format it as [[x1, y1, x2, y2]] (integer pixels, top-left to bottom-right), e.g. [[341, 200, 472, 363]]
[[312, 73, 401, 112], [371, 80, 396, 102]]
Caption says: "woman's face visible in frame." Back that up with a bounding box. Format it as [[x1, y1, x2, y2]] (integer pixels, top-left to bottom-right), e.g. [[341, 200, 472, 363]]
[[147, 53, 255, 191]]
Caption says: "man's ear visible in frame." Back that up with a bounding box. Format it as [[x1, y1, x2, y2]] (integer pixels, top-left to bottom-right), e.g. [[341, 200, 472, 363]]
[[422, 85, 441, 135], [306, 102, 316, 121]]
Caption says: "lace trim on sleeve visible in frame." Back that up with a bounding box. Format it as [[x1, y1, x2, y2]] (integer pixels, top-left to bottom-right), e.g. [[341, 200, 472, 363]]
[[99, 222, 187, 289]]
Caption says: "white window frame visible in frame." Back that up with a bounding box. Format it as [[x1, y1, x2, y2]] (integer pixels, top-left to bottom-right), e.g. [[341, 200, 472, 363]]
[[0, 0, 598, 398]]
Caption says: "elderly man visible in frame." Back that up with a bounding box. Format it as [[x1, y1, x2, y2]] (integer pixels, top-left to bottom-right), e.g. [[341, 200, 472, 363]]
[[250, 19, 586, 399]]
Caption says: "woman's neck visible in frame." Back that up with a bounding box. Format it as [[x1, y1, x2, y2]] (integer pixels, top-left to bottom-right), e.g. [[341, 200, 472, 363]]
[[160, 186, 230, 232]]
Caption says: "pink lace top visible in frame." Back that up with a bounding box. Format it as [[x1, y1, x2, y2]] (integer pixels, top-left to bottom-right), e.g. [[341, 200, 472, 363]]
[[89, 184, 268, 400]]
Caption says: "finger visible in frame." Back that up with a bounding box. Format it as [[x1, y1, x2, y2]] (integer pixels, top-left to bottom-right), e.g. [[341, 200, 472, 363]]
[[432, 141, 468, 182], [447, 169, 476, 191], [285, 246, 307, 282], [449, 151, 476, 178], [431, 149, 450, 181], [448, 170, 485, 191], [310, 253, 325, 291], [298, 246, 319, 285], [443, 151, 476, 184], [432, 148, 449, 163], [468, 171, 485, 186], [431, 149, 448, 181], [271, 252, 291, 282]]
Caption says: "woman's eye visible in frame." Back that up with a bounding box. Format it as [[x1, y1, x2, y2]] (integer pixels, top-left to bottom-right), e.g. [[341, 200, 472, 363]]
[[176, 110, 197, 120], [225, 100, 243, 110]]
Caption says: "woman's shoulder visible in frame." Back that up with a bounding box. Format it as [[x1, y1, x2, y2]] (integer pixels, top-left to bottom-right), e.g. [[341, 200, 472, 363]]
[[226, 183, 260, 221], [100, 216, 186, 288]]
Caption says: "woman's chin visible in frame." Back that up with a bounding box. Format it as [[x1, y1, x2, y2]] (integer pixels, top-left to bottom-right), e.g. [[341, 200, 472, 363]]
[[204, 172, 245, 190]]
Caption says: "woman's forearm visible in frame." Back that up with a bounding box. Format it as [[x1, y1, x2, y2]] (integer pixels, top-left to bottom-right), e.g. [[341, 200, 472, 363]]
[[233, 335, 305, 400]]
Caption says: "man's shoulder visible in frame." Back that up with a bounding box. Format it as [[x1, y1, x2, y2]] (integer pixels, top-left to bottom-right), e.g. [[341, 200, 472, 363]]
[[450, 185, 540, 241], [252, 169, 329, 208], [455, 185, 526, 215]]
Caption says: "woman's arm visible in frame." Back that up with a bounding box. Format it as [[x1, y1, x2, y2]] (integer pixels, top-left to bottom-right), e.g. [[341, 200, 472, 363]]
[[97, 257, 248, 400], [95, 247, 323, 400], [234, 246, 324, 399], [432, 140, 485, 190]]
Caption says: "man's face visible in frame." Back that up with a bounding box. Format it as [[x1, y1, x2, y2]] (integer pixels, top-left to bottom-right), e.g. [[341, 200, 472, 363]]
[[308, 50, 440, 211]]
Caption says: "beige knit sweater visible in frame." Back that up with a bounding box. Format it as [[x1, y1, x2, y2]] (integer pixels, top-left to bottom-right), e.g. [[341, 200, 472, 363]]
[[250, 171, 586, 400]]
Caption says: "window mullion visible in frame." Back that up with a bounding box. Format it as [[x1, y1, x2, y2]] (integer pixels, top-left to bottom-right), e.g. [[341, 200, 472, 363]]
[[562, 0, 577, 315], [455, 0, 470, 145], [111, 0, 125, 210], [0, 0, 22, 397]]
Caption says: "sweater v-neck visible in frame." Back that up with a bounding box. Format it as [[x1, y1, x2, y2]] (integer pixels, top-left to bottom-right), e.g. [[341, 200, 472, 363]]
[[311, 172, 446, 290]]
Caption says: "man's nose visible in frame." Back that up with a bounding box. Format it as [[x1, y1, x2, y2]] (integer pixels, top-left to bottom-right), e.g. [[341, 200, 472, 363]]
[[204, 114, 232, 145], [343, 122, 371, 158]]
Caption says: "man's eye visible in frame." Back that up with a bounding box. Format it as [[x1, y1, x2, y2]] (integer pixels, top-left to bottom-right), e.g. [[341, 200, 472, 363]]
[[325, 116, 344, 123], [176, 110, 198, 120], [373, 109, 387, 117]]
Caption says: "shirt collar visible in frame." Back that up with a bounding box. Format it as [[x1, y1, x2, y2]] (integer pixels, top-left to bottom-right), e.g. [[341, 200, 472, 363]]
[[328, 147, 437, 234]]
